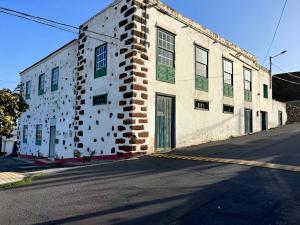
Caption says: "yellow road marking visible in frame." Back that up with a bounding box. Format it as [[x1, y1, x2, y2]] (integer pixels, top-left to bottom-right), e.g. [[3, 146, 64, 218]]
[[150, 153, 300, 173]]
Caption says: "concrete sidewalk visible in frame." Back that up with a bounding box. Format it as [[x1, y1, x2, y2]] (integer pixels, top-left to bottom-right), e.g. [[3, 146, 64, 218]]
[[0, 172, 25, 185]]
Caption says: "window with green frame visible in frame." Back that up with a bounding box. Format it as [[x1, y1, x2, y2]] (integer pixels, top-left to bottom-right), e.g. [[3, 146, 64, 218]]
[[25, 81, 31, 99], [38, 73, 45, 95], [35, 124, 42, 145], [157, 28, 175, 84], [263, 84, 268, 98], [95, 44, 107, 78], [23, 125, 28, 143], [195, 46, 208, 91], [51, 67, 59, 91], [223, 58, 234, 97], [244, 68, 252, 102]]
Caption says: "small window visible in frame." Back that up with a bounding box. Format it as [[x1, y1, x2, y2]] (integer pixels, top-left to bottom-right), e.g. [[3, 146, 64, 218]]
[[25, 81, 31, 99], [194, 100, 209, 110], [38, 74, 45, 95], [36, 124, 42, 145], [51, 67, 59, 91], [93, 94, 108, 106], [23, 125, 28, 143], [95, 44, 107, 78], [263, 84, 268, 98], [223, 105, 234, 114]]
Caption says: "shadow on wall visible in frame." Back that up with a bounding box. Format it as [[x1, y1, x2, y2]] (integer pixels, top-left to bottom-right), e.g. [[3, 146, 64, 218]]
[[173, 124, 300, 164], [178, 110, 243, 147]]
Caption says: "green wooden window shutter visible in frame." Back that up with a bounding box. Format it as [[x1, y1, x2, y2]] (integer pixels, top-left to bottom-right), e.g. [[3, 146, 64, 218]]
[[195, 76, 208, 91], [244, 90, 252, 102], [157, 28, 175, 84], [224, 83, 234, 97], [95, 44, 107, 78], [263, 84, 268, 98]]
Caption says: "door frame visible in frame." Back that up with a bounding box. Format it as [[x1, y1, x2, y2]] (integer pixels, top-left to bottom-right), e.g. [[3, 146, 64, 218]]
[[49, 125, 56, 158], [244, 108, 253, 134], [155, 93, 176, 151], [278, 111, 283, 126], [260, 111, 268, 131]]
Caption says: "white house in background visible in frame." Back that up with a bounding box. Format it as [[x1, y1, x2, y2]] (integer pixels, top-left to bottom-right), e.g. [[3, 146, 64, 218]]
[[18, 0, 287, 160], [0, 129, 17, 156]]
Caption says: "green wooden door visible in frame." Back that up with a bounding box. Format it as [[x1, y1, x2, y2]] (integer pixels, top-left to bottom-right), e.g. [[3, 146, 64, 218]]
[[261, 111, 268, 131], [244, 109, 253, 134], [156, 95, 175, 150]]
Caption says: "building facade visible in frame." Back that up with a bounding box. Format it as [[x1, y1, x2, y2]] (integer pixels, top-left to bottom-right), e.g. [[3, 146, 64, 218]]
[[18, 0, 287, 159]]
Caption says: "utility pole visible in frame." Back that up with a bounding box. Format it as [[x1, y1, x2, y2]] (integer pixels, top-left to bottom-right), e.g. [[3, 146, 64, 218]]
[[269, 56, 272, 88], [269, 50, 287, 89]]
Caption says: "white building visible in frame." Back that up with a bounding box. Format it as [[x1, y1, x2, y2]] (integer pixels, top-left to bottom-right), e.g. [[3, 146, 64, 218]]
[[0, 129, 17, 156], [18, 0, 287, 160]]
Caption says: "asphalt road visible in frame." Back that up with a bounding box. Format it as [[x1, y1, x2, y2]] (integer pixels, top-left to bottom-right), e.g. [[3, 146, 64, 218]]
[[0, 123, 300, 225]]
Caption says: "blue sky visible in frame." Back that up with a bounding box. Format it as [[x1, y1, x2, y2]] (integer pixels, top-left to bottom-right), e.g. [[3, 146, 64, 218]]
[[0, 0, 299, 90]]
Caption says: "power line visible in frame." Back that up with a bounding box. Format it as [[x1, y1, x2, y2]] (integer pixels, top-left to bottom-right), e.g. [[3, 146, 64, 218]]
[[262, 0, 288, 64], [273, 75, 300, 85], [0, 10, 79, 35], [0, 7, 120, 41], [272, 63, 300, 79], [0, 8, 118, 45]]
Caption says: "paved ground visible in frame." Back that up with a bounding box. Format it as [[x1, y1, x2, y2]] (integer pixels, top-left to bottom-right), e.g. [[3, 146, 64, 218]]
[[0, 172, 25, 185], [0, 157, 46, 173], [0, 124, 300, 225]]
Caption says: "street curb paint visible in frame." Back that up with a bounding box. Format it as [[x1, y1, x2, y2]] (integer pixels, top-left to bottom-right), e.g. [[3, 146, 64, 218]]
[[0, 172, 25, 186], [150, 153, 300, 173]]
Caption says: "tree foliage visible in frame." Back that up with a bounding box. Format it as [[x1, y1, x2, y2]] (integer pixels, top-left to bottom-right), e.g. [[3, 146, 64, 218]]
[[0, 87, 28, 137]]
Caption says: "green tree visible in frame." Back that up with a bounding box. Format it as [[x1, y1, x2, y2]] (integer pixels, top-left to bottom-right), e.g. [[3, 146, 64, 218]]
[[0, 87, 28, 137]]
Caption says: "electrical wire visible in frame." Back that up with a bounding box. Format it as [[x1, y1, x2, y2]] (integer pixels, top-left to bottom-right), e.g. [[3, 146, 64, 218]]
[[0, 7, 120, 41], [0, 8, 117, 45], [273, 75, 300, 85], [262, 0, 288, 64], [271, 63, 300, 79]]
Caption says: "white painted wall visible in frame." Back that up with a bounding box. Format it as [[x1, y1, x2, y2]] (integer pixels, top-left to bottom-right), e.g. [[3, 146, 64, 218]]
[[74, 0, 130, 156], [18, 41, 78, 158], [18, 0, 287, 158], [146, 4, 287, 151]]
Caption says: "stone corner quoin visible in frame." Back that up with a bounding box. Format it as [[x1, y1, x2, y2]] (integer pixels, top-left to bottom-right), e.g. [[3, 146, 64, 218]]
[[75, 0, 151, 155]]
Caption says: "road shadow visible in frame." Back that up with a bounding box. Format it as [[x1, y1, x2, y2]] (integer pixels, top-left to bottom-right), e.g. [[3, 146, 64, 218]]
[[28, 156, 300, 225]]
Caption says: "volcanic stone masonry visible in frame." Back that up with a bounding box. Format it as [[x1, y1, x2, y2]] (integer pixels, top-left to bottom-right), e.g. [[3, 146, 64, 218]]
[[73, 0, 151, 157]]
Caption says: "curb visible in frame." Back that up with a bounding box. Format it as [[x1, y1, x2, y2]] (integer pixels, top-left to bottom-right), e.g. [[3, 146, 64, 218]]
[[150, 153, 300, 173], [0, 172, 25, 186]]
